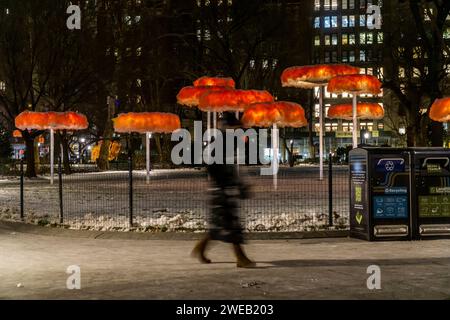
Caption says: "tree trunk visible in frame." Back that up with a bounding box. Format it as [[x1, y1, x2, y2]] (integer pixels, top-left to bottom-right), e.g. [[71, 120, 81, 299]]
[[60, 132, 72, 174], [97, 120, 113, 171], [308, 106, 315, 160], [24, 135, 37, 178], [34, 138, 40, 175], [406, 125, 415, 147], [155, 134, 163, 163], [429, 122, 444, 147]]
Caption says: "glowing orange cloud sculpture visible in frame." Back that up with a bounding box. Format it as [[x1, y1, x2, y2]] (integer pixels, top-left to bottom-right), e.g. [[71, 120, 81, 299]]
[[113, 112, 181, 134], [15, 111, 88, 131], [429, 97, 450, 122], [281, 64, 360, 89], [176, 86, 230, 107], [241, 102, 308, 128], [327, 74, 382, 95], [198, 89, 274, 112], [193, 76, 235, 88], [327, 103, 384, 121]]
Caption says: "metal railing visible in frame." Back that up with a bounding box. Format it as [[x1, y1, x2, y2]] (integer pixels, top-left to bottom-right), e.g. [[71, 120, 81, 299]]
[[0, 155, 350, 232]]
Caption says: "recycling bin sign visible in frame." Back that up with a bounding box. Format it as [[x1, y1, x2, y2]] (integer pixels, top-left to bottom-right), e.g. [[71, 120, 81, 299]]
[[349, 148, 411, 241]]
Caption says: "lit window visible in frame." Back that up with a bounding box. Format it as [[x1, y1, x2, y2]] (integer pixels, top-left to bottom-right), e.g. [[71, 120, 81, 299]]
[[349, 34, 356, 44], [444, 27, 450, 39], [377, 32, 384, 43], [360, 50, 366, 62], [314, 35, 321, 46], [349, 0, 355, 9], [367, 32, 373, 44], [342, 16, 349, 27], [349, 51, 355, 62], [325, 51, 331, 63], [136, 47, 142, 56], [342, 0, 348, 9], [324, 0, 330, 10], [332, 34, 338, 45], [367, 67, 373, 75], [204, 29, 211, 40], [398, 67, 405, 78], [360, 32, 366, 44], [332, 0, 338, 10], [0, 81, 5, 91], [331, 16, 338, 28], [324, 16, 331, 28], [325, 35, 331, 45], [342, 34, 348, 45], [349, 15, 355, 27], [314, 17, 320, 28], [360, 0, 366, 8], [360, 15, 366, 27], [314, 0, 320, 11]]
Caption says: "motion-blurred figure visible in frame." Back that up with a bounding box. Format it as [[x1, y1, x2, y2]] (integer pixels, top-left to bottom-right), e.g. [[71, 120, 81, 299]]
[[191, 114, 255, 268]]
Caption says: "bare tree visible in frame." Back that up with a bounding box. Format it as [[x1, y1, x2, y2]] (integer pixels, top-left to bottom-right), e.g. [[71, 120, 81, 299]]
[[382, 0, 450, 146]]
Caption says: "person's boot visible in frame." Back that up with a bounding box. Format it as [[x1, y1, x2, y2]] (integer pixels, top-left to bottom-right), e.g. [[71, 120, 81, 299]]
[[191, 235, 211, 264], [233, 244, 256, 268]]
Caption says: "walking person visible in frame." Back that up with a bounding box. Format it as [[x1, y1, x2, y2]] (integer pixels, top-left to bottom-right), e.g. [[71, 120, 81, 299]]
[[191, 114, 255, 268]]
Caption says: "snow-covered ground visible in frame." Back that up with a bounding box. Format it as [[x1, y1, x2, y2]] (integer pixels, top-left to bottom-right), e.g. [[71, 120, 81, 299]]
[[0, 166, 350, 232]]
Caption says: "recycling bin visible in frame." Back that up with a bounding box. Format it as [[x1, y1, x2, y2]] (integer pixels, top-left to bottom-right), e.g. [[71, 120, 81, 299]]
[[409, 148, 450, 239], [349, 147, 411, 241]]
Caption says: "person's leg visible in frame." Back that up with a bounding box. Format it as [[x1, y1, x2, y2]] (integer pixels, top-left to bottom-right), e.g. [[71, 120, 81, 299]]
[[191, 234, 211, 264], [233, 243, 255, 268]]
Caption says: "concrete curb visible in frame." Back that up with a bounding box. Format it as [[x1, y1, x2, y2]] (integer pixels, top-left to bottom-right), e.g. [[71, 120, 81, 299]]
[[0, 220, 349, 241]]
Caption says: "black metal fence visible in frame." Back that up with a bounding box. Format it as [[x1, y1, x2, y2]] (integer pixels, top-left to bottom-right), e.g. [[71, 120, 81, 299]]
[[0, 156, 350, 232]]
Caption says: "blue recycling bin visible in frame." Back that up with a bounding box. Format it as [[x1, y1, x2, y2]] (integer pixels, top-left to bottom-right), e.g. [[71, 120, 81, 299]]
[[349, 147, 412, 241]]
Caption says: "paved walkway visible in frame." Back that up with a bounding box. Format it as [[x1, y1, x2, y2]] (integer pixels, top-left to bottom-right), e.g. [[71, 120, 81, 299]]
[[0, 222, 449, 299]]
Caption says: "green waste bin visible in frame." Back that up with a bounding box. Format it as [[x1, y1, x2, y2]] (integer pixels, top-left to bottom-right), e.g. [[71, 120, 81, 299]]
[[349, 147, 411, 241], [409, 147, 450, 239]]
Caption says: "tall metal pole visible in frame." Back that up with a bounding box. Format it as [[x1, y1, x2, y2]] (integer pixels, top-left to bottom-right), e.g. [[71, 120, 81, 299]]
[[146, 132, 151, 184], [206, 111, 211, 163], [20, 158, 24, 221], [273, 123, 278, 190], [352, 94, 358, 148], [328, 152, 333, 226], [236, 111, 240, 175], [58, 155, 63, 224], [319, 86, 324, 181], [50, 128, 54, 185], [128, 153, 133, 228]]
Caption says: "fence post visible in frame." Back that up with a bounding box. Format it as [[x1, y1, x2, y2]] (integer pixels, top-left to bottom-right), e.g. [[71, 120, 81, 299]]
[[328, 152, 333, 226], [20, 158, 24, 221], [128, 154, 133, 228], [58, 156, 64, 224]]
